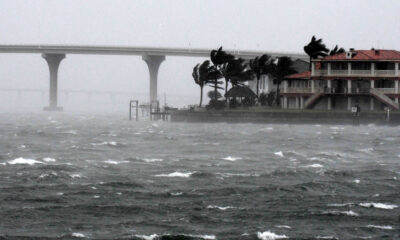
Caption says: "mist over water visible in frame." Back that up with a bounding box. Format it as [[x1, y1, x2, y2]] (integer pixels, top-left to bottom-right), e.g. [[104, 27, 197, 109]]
[[0, 113, 399, 239]]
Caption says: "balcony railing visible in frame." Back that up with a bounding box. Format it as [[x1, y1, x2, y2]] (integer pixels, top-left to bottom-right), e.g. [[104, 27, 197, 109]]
[[375, 70, 396, 76], [283, 87, 399, 94], [330, 70, 348, 75], [351, 70, 372, 75], [312, 68, 399, 77], [375, 88, 399, 94]]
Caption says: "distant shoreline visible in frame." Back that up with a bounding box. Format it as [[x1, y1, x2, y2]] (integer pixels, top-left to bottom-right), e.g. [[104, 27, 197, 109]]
[[170, 109, 400, 125]]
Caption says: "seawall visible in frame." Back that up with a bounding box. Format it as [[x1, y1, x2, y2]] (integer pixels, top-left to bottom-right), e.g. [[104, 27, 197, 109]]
[[170, 109, 400, 125]]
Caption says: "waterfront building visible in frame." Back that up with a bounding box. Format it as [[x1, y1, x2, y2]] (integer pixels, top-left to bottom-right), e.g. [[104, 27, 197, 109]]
[[281, 49, 400, 110], [248, 59, 308, 96]]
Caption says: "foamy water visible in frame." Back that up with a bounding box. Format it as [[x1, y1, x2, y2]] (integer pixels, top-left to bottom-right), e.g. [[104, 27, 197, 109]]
[[0, 113, 399, 240]]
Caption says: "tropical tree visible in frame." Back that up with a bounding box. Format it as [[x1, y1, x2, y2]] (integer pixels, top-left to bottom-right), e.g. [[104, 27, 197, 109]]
[[219, 58, 254, 92], [249, 54, 271, 98], [329, 45, 345, 56], [210, 47, 235, 93], [267, 56, 297, 106], [303, 36, 329, 70], [192, 60, 222, 106]]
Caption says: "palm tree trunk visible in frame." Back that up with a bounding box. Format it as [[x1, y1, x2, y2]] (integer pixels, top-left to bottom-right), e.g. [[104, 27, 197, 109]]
[[256, 77, 260, 98], [275, 81, 280, 107], [214, 78, 218, 100], [199, 86, 203, 107], [225, 79, 228, 95]]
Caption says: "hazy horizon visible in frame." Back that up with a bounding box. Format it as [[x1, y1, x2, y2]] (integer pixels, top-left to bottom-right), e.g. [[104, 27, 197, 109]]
[[0, 0, 399, 112]]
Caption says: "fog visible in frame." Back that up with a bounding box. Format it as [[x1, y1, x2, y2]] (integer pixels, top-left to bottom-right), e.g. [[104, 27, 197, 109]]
[[0, 0, 399, 112]]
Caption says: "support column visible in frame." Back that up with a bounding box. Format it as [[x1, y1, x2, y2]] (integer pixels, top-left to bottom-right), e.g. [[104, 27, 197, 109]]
[[142, 55, 165, 103], [327, 62, 331, 75], [42, 53, 65, 111], [347, 79, 352, 94], [311, 80, 315, 93], [395, 80, 399, 104], [295, 97, 299, 109], [300, 96, 304, 109], [395, 63, 399, 76], [327, 74, 332, 109], [348, 62, 351, 76]]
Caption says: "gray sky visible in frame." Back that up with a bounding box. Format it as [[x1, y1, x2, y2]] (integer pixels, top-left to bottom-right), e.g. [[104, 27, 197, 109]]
[[0, 0, 399, 110]]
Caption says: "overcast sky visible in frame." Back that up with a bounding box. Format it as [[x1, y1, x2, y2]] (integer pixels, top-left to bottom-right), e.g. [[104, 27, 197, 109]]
[[0, 0, 399, 110]]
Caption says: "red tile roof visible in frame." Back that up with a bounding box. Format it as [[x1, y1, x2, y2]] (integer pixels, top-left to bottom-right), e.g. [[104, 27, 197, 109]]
[[285, 71, 311, 80], [322, 49, 400, 61]]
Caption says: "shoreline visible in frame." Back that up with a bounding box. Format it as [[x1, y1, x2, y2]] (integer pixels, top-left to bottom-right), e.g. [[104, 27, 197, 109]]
[[170, 109, 400, 125]]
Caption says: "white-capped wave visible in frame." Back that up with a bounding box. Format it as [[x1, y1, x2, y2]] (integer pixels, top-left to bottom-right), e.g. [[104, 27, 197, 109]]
[[103, 160, 129, 165], [135, 234, 158, 240], [135, 234, 215, 240], [8, 158, 43, 165], [70, 174, 83, 179], [305, 164, 323, 168], [367, 225, 393, 230], [43, 157, 56, 162], [170, 192, 183, 196], [359, 202, 398, 209], [353, 179, 360, 184], [222, 156, 242, 161], [71, 232, 86, 238], [322, 210, 359, 216], [275, 225, 291, 229], [142, 158, 163, 162], [155, 171, 194, 178], [207, 205, 236, 210], [91, 141, 118, 146], [327, 203, 353, 207], [257, 231, 288, 240], [274, 151, 284, 157]]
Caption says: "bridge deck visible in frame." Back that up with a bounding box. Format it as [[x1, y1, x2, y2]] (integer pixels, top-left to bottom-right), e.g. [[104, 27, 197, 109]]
[[0, 45, 308, 60]]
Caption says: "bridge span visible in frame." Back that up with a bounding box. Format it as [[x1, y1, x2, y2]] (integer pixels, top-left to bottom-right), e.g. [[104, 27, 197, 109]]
[[0, 45, 307, 110]]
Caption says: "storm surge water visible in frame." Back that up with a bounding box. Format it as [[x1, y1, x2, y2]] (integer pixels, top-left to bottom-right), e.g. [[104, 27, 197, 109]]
[[0, 113, 399, 239]]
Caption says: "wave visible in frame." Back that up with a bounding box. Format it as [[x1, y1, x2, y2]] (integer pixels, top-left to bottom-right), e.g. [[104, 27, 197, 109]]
[[42, 157, 56, 162], [274, 151, 284, 157], [142, 158, 164, 163], [222, 156, 242, 161], [103, 160, 129, 165], [207, 205, 236, 210], [321, 210, 359, 216], [366, 225, 393, 230], [359, 202, 398, 209], [257, 231, 288, 240], [155, 171, 194, 178], [7, 157, 43, 165], [304, 164, 324, 168], [71, 232, 86, 238], [134, 234, 215, 240]]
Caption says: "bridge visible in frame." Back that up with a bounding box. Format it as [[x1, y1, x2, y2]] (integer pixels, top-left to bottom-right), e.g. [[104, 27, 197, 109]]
[[0, 44, 307, 110]]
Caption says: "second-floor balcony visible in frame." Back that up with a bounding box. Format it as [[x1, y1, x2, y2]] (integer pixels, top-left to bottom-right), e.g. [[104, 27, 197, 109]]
[[312, 62, 399, 77], [283, 87, 400, 95]]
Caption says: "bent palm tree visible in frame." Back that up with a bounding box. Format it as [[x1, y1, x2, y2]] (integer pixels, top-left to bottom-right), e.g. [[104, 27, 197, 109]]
[[304, 36, 329, 70], [329, 45, 345, 56], [210, 47, 235, 94], [268, 56, 297, 107], [225, 58, 255, 87], [249, 54, 271, 98], [192, 60, 222, 106]]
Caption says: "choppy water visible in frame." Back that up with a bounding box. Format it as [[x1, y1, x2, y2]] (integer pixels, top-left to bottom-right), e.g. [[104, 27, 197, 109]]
[[0, 113, 399, 240]]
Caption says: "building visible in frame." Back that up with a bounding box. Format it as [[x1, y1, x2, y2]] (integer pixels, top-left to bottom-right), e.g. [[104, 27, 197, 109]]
[[281, 49, 400, 111], [248, 59, 309, 96]]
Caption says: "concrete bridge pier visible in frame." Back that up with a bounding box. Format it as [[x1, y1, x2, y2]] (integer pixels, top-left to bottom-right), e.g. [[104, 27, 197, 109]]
[[142, 55, 165, 102], [42, 53, 65, 111]]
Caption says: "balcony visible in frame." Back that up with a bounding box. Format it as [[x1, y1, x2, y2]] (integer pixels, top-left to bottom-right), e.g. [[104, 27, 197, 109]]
[[283, 87, 399, 95], [312, 65, 399, 77]]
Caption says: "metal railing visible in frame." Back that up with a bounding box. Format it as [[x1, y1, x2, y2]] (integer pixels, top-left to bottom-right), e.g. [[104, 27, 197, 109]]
[[312, 68, 398, 77], [375, 70, 396, 76]]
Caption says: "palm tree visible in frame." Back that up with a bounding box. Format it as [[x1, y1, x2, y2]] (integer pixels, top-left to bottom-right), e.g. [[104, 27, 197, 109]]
[[249, 54, 271, 98], [268, 56, 297, 107], [329, 45, 345, 56], [304, 36, 329, 70], [225, 58, 255, 87], [192, 60, 222, 106], [210, 47, 235, 94]]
